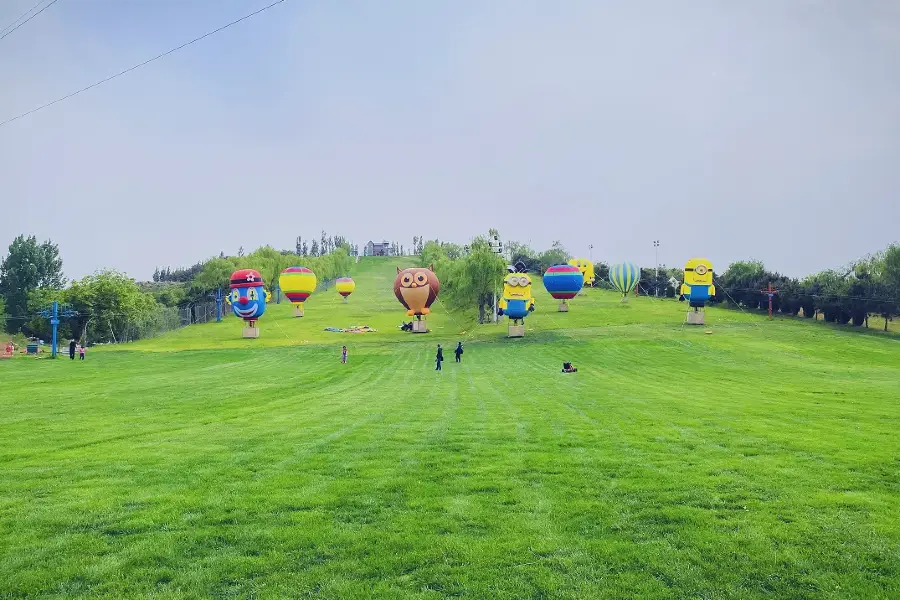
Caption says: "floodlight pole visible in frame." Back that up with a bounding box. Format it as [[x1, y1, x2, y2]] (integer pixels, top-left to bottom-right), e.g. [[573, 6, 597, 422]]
[[491, 235, 502, 323], [215, 288, 223, 322], [653, 240, 660, 297], [589, 244, 593, 262]]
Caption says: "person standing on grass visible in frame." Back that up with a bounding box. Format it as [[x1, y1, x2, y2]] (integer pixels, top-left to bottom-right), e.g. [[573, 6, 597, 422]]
[[341, 345, 348, 364], [454, 341, 463, 363], [69, 339, 76, 360], [435, 344, 444, 371], [79, 343, 86, 361]]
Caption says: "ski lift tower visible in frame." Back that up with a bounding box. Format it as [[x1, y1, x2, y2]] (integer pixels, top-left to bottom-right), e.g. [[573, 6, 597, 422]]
[[38, 301, 79, 358]]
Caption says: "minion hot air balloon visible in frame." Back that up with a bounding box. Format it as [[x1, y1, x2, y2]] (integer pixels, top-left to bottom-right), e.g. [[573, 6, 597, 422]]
[[609, 262, 639, 302], [279, 266, 317, 317], [680, 257, 715, 325], [498, 268, 535, 337], [229, 269, 267, 338], [543, 264, 584, 312], [335, 277, 356, 303]]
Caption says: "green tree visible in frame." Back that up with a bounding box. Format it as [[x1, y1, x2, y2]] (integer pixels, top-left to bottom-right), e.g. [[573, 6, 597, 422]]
[[538, 241, 570, 273], [65, 271, 161, 343], [431, 235, 506, 323], [194, 257, 239, 293], [0, 235, 65, 332]]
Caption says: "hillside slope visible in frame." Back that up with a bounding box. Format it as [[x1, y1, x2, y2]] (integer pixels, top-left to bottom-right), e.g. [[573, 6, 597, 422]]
[[129, 257, 784, 351]]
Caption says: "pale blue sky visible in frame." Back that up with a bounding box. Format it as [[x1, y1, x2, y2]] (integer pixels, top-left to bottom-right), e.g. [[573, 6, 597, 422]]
[[2, 0, 898, 280]]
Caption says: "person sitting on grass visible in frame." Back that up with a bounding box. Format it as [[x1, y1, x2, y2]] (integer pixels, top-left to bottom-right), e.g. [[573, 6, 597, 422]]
[[562, 362, 577, 373]]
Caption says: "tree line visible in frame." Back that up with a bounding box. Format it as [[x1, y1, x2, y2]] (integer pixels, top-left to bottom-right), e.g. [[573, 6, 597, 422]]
[[0, 233, 354, 344], [3, 230, 897, 341], [708, 247, 900, 331]]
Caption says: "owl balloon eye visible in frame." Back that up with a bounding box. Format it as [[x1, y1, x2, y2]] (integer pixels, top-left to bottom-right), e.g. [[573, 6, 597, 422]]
[[415, 274, 427, 283], [402, 275, 412, 284]]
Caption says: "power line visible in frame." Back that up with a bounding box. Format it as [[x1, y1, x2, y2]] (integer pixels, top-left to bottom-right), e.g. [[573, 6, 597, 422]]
[[0, 0, 59, 41], [0, 0, 287, 128], [0, 0, 44, 36]]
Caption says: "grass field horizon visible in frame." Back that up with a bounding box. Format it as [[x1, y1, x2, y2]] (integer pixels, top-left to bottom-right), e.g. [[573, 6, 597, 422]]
[[2, 258, 898, 598]]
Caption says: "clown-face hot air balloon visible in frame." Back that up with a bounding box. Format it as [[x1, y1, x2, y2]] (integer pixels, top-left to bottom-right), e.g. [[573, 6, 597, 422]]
[[279, 266, 317, 317], [394, 265, 440, 333], [230, 269, 267, 337], [543, 264, 584, 312], [335, 277, 355, 303], [609, 262, 639, 301]]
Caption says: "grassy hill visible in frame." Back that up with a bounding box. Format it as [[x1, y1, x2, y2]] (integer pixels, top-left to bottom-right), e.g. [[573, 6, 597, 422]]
[[1, 258, 899, 599]]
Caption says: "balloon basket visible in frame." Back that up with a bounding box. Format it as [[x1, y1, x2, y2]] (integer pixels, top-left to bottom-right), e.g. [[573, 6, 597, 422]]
[[293, 306, 304, 317], [412, 319, 429, 333], [342, 296, 348, 304], [508, 324, 525, 338], [557, 302, 569, 312], [686, 311, 706, 325], [242, 325, 260, 338]]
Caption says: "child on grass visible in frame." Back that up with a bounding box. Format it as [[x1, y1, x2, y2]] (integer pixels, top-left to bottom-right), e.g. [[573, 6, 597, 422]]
[[341, 345, 348, 364]]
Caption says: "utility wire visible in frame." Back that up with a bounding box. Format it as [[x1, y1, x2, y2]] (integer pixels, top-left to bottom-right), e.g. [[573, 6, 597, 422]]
[[0, 0, 286, 128], [0, 0, 58, 40]]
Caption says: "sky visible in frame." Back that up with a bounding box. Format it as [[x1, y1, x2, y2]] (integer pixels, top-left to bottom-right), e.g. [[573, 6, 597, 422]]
[[1, 0, 899, 281]]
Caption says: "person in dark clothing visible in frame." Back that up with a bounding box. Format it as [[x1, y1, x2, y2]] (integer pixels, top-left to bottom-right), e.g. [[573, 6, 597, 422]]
[[454, 342, 463, 363], [69, 339, 77, 360], [435, 344, 444, 371]]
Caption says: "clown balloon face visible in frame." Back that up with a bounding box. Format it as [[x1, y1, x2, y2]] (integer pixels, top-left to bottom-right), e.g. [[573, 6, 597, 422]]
[[229, 269, 267, 321]]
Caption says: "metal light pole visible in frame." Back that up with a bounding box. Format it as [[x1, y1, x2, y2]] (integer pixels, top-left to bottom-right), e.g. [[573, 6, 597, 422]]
[[589, 244, 593, 262], [490, 235, 503, 323], [653, 240, 660, 297]]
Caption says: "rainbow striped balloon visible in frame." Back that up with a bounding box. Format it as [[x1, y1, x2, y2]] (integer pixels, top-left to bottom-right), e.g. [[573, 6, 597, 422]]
[[335, 277, 356, 298], [543, 264, 584, 300], [279, 266, 317, 305], [609, 262, 639, 296]]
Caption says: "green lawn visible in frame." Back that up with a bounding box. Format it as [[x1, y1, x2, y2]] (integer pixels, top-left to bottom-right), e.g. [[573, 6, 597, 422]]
[[1, 258, 899, 599]]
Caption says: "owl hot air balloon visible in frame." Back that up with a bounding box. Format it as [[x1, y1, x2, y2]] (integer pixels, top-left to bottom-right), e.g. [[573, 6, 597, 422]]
[[609, 262, 639, 301], [394, 265, 440, 333], [279, 266, 317, 317], [335, 277, 356, 303], [543, 264, 584, 312]]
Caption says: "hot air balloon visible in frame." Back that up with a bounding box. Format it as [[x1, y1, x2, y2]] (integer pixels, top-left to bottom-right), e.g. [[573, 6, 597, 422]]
[[498, 269, 535, 337], [680, 257, 715, 325], [335, 277, 355, 303], [568, 258, 595, 287], [543, 264, 584, 311], [394, 265, 440, 333], [279, 266, 317, 317], [609, 262, 639, 301], [229, 269, 267, 338]]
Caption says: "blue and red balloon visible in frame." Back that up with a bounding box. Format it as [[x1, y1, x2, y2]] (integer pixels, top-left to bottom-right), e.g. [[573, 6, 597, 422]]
[[543, 264, 584, 300]]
